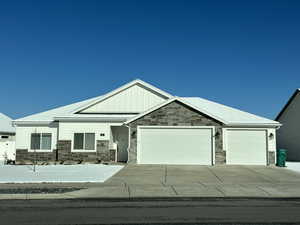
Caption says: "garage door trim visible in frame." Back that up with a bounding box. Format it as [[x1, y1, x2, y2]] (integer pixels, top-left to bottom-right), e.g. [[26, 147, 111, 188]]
[[223, 128, 269, 165], [137, 126, 215, 165]]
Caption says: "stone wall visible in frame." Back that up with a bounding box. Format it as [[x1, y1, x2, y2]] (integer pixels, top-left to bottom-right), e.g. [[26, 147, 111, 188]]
[[268, 151, 276, 165], [16, 140, 115, 164], [16, 149, 57, 162], [128, 100, 225, 164]]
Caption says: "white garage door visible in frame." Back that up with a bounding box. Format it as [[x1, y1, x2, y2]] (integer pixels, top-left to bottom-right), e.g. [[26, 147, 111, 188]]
[[137, 126, 214, 165], [226, 129, 267, 165]]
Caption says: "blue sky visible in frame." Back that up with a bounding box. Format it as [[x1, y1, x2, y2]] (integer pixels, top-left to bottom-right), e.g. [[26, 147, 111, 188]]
[[0, 0, 299, 119]]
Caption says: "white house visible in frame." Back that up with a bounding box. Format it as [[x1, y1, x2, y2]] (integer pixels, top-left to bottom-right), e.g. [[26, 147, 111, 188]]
[[13, 79, 280, 165], [0, 113, 16, 162], [276, 89, 300, 161]]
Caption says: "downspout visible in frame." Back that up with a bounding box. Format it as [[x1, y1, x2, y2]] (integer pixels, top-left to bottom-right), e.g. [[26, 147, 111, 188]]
[[122, 123, 131, 164]]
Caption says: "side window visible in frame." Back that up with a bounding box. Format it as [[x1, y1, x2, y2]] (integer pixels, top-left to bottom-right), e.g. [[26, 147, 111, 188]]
[[31, 133, 52, 150], [31, 133, 41, 150], [74, 133, 95, 150]]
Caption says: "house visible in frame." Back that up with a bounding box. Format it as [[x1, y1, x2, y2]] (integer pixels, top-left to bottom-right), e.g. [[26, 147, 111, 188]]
[[0, 113, 16, 161], [276, 89, 300, 161], [13, 79, 280, 165]]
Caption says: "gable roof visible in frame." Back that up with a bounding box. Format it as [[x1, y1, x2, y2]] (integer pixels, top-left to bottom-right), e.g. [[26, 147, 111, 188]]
[[125, 97, 227, 124], [14, 96, 101, 124], [275, 89, 300, 121], [72, 79, 173, 114], [13, 79, 280, 127], [125, 97, 280, 126], [0, 113, 15, 133], [14, 79, 173, 124], [184, 97, 280, 126]]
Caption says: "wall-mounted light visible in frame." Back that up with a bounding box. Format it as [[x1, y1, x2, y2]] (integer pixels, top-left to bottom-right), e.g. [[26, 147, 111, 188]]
[[214, 131, 220, 138], [131, 131, 136, 138], [269, 133, 274, 139]]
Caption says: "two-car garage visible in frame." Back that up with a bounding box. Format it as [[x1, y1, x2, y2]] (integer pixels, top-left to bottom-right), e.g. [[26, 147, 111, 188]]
[[136, 126, 271, 166], [137, 126, 214, 165]]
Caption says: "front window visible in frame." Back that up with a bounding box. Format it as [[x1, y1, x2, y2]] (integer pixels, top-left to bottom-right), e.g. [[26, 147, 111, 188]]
[[31, 133, 52, 150], [74, 133, 95, 150]]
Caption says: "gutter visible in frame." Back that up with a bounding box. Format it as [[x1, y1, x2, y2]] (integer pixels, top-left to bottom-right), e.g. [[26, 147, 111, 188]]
[[12, 120, 53, 126], [225, 123, 282, 128], [53, 117, 128, 122]]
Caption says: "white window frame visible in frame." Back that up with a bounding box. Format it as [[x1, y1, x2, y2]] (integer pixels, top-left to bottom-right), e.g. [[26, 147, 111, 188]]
[[72, 132, 97, 152], [29, 133, 52, 152]]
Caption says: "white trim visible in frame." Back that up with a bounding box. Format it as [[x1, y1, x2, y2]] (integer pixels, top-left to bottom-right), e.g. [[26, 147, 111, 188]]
[[71, 132, 97, 153], [28, 150, 53, 153], [136, 126, 215, 165], [125, 97, 228, 125], [72, 79, 173, 114], [224, 127, 269, 166], [29, 133, 53, 152], [53, 117, 130, 122], [13, 121, 53, 126]]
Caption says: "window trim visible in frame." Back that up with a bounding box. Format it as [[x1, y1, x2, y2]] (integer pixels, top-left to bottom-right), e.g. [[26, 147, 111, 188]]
[[29, 133, 52, 152], [72, 132, 96, 152]]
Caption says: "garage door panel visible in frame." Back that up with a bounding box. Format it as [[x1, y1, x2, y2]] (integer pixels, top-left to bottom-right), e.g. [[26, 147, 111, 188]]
[[227, 130, 267, 165], [138, 127, 213, 165]]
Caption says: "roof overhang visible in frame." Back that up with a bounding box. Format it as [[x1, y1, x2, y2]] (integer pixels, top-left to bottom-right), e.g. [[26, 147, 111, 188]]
[[53, 115, 133, 122], [225, 123, 282, 128], [12, 120, 54, 126]]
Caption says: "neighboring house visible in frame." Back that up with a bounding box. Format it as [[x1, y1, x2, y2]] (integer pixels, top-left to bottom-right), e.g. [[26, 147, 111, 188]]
[[276, 89, 300, 161], [13, 79, 280, 165], [0, 113, 16, 161]]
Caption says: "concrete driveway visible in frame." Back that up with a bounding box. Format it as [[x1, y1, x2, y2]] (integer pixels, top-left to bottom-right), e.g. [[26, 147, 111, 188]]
[[99, 165, 300, 198], [2, 165, 300, 199]]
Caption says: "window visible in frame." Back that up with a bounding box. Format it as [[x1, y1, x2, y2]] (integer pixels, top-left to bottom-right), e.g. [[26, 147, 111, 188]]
[[73, 133, 95, 150], [31, 133, 52, 150]]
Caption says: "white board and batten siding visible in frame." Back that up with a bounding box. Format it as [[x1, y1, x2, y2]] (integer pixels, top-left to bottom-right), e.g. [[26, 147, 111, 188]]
[[58, 122, 122, 151], [15, 124, 58, 152], [81, 84, 168, 113], [137, 126, 215, 165], [223, 128, 276, 165]]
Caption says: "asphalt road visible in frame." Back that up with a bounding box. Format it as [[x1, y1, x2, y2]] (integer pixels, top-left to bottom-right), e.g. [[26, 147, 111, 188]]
[[1, 198, 300, 225]]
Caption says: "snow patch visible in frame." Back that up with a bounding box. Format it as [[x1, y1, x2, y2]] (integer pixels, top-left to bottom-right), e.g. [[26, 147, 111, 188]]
[[286, 162, 300, 174], [0, 164, 123, 183]]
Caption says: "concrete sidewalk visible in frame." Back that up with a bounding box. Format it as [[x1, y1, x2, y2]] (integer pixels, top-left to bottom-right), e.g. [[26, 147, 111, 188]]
[[1, 165, 300, 199]]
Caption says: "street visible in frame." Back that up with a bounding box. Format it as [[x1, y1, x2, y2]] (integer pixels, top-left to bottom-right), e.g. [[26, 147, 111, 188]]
[[1, 198, 300, 224]]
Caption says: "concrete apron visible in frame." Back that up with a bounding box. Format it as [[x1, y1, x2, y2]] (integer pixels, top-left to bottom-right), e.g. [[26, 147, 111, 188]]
[[2, 165, 300, 199]]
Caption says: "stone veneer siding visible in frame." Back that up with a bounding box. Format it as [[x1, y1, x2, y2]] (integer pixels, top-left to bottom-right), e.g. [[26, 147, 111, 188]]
[[127, 101, 225, 164], [16, 140, 115, 163], [268, 151, 276, 165], [16, 149, 57, 162]]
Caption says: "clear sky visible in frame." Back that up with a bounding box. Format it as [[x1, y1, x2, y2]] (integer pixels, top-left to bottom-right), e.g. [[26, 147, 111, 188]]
[[0, 0, 299, 119]]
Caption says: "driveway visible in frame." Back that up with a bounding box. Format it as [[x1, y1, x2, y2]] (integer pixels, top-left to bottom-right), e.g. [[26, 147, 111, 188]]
[[99, 165, 300, 198], [2, 165, 300, 199]]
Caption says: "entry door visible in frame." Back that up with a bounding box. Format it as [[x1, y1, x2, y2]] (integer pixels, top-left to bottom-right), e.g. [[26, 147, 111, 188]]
[[226, 129, 267, 165], [112, 126, 129, 162], [137, 126, 214, 165]]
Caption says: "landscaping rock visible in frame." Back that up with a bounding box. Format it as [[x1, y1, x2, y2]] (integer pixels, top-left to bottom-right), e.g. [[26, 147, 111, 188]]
[[63, 160, 77, 165]]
